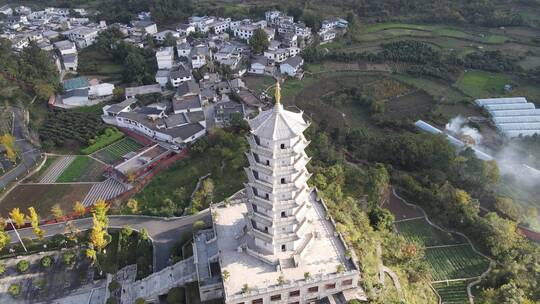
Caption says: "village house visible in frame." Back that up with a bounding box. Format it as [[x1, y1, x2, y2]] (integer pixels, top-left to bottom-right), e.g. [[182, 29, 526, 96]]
[[155, 69, 170, 87], [62, 53, 78, 71], [176, 23, 196, 36], [153, 30, 180, 43], [131, 20, 158, 35], [0, 5, 13, 16], [62, 26, 99, 48], [214, 99, 245, 126], [54, 40, 77, 55], [280, 55, 304, 77], [190, 45, 211, 69], [170, 67, 193, 87], [176, 42, 191, 58], [155, 46, 174, 69]]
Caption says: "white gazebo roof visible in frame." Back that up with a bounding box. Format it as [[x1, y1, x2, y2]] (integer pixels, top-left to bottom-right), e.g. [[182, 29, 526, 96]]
[[247, 104, 309, 140]]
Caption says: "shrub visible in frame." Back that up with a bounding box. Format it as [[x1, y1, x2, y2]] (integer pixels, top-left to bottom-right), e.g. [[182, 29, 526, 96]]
[[108, 280, 120, 292], [166, 287, 186, 304], [193, 220, 206, 231], [106, 298, 118, 304], [0, 263, 6, 275], [40, 255, 54, 268], [62, 251, 76, 266], [8, 283, 21, 297], [17, 260, 30, 273], [80, 128, 124, 154], [135, 298, 145, 304]]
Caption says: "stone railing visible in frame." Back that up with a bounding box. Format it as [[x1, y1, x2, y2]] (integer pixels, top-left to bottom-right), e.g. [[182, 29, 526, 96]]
[[226, 269, 358, 301]]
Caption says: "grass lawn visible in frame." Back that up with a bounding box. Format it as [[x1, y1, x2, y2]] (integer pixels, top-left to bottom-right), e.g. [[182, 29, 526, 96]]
[[395, 218, 466, 247], [426, 244, 490, 281], [519, 56, 540, 70], [92, 137, 143, 164], [242, 75, 275, 95], [455, 70, 510, 97], [432, 280, 471, 304], [135, 150, 246, 214], [392, 74, 468, 104], [56, 156, 106, 183]]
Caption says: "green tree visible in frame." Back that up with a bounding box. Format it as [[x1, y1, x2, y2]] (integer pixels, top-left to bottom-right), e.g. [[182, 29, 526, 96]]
[[166, 287, 185, 304], [34, 82, 55, 100], [123, 51, 150, 85], [368, 207, 395, 231], [163, 32, 177, 47], [366, 163, 389, 207], [249, 29, 269, 54]]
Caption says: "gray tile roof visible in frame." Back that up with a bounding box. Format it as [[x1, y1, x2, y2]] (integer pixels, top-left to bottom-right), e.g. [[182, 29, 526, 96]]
[[176, 80, 200, 97], [173, 94, 202, 112], [282, 55, 303, 68], [161, 123, 205, 140]]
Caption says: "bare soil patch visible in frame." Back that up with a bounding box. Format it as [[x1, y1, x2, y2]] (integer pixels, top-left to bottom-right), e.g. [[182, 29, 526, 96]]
[[0, 184, 92, 219]]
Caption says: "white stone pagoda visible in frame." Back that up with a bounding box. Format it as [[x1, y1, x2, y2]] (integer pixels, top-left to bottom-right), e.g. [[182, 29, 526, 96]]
[[244, 81, 313, 259], [196, 81, 364, 304]]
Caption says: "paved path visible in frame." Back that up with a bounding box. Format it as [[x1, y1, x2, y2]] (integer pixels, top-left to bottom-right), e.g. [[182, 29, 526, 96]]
[[0, 107, 41, 189], [8, 212, 211, 271], [39, 155, 75, 183], [82, 178, 127, 206]]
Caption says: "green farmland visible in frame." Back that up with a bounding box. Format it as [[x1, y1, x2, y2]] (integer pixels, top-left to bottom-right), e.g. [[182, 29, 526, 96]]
[[92, 138, 143, 165], [395, 218, 466, 247], [432, 280, 471, 304], [426, 244, 489, 281]]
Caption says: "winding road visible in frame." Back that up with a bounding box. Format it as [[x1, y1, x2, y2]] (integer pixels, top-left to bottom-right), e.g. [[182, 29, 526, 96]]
[[0, 106, 41, 189], [7, 212, 211, 271]]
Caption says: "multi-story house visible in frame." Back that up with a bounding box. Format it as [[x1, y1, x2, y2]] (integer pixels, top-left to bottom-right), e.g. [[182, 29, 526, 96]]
[[155, 46, 174, 69]]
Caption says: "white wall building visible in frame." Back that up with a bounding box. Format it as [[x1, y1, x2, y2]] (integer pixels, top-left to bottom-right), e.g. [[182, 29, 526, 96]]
[[155, 46, 174, 70], [89, 83, 115, 98]]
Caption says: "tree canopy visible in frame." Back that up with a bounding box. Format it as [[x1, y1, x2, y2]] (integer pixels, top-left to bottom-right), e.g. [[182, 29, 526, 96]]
[[249, 29, 270, 54]]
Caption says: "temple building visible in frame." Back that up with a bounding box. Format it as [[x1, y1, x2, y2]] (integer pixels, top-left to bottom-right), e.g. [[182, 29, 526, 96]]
[[194, 82, 363, 304]]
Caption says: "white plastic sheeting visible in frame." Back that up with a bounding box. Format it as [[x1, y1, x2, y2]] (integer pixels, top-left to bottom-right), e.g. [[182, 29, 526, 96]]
[[475, 97, 527, 106]]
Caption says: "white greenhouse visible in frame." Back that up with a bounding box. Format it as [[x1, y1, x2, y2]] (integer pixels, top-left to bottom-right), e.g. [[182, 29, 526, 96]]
[[475, 97, 527, 106]]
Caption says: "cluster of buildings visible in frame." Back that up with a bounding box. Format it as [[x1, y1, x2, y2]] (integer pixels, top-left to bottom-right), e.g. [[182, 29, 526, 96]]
[[0, 4, 105, 75], [475, 97, 540, 138]]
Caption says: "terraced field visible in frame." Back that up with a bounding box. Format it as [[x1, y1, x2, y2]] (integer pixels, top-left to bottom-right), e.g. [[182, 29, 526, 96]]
[[391, 192, 490, 303], [426, 244, 489, 281], [395, 218, 466, 247], [432, 280, 470, 304], [92, 137, 143, 164]]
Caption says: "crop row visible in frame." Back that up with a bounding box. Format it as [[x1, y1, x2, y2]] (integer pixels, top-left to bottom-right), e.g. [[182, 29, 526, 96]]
[[426, 245, 489, 281]]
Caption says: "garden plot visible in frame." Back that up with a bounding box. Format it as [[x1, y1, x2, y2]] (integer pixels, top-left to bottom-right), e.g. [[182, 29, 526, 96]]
[[432, 280, 471, 304], [426, 244, 489, 281], [395, 218, 466, 247], [92, 137, 143, 165], [56, 156, 106, 183], [390, 191, 490, 303]]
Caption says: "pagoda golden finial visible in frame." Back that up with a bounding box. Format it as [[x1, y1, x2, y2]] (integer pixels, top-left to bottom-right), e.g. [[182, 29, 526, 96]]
[[274, 80, 281, 105]]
